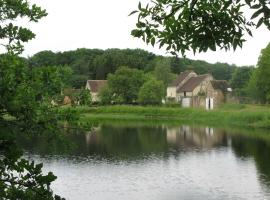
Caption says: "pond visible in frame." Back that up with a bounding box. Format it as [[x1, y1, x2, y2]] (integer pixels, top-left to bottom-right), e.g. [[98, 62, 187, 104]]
[[17, 123, 270, 200]]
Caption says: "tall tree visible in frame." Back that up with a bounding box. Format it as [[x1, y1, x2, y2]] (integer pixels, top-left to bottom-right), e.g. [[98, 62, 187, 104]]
[[107, 66, 145, 103], [230, 66, 254, 97], [245, 69, 260, 102], [0, 0, 47, 54], [138, 79, 165, 105], [256, 43, 270, 103], [0, 1, 65, 199], [231, 67, 254, 89], [131, 0, 270, 55], [154, 58, 175, 86]]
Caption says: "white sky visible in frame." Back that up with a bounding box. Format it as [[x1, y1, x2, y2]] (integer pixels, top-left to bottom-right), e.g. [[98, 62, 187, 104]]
[[22, 0, 270, 66]]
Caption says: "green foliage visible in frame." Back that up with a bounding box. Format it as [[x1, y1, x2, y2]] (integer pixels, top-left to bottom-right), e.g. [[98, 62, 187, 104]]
[[108, 66, 145, 103], [76, 104, 270, 129], [32, 66, 73, 98], [28, 48, 237, 88], [230, 67, 254, 89], [0, 124, 68, 200], [0, 1, 70, 199], [131, 0, 270, 55], [28, 51, 58, 67], [138, 79, 165, 105], [0, 143, 61, 199], [230, 66, 254, 97], [28, 49, 156, 88], [256, 43, 270, 103], [245, 69, 260, 102], [98, 85, 113, 105], [154, 58, 175, 86], [77, 89, 92, 106], [0, 0, 47, 54]]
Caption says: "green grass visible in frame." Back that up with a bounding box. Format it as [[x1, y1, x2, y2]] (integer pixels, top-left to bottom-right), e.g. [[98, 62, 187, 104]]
[[61, 104, 270, 129]]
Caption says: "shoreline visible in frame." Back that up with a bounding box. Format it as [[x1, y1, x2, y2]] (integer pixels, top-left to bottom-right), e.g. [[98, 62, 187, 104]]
[[62, 104, 270, 129]]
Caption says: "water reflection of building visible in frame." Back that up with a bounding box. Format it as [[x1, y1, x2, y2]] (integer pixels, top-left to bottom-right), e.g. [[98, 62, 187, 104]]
[[85, 127, 101, 147], [166, 126, 226, 148]]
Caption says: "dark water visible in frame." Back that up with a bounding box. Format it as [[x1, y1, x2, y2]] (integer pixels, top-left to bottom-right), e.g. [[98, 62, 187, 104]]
[[17, 124, 270, 200]]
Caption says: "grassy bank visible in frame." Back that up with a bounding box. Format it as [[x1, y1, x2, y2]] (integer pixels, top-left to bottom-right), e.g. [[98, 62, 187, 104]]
[[63, 104, 270, 129]]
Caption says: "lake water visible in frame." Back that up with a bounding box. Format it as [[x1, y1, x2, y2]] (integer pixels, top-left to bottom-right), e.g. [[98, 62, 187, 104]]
[[18, 124, 270, 200]]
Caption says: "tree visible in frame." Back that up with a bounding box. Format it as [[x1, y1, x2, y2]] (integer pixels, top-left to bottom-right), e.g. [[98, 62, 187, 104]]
[[154, 58, 176, 86], [28, 51, 58, 67], [32, 66, 73, 98], [131, 0, 270, 55], [77, 89, 92, 106], [256, 43, 270, 103], [245, 69, 260, 103], [0, 1, 65, 199], [0, 128, 64, 200], [0, 0, 47, 54], [98, 85, 113, 105], [107, 66, 145, 103], [138, 79, 165, 105], [230, 66, 254, 97], [231, 67, 254, 89]]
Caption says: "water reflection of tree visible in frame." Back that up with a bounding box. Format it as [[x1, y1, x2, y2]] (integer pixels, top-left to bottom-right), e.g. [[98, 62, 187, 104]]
[[88, 125, 168, 158], [0, 124, 66, 199], [15, 129, 76, 156], [80, 124, 228, 159], [14, 124, 231, 160], [231, 134, 270, 187]]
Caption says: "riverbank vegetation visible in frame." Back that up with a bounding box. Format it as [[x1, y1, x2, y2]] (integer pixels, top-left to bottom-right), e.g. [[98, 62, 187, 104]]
[[61, 104, 270, 129]]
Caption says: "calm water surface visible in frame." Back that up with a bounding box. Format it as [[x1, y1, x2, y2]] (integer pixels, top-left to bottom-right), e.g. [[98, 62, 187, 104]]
[[18, 124, 270, 200]]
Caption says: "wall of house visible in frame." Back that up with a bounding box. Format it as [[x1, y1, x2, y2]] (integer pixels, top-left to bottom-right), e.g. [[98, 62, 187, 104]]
[[192, 76, 214, 96], [192, 96, 205, 108], [167, 87, 177, 99], [91, 92, 99, 102], [178, 92, 193, 98], [85, 84, 91, 90], [191, 76, 229, 109], [213, 90, 225, 107], [206, 84, 226, 108]]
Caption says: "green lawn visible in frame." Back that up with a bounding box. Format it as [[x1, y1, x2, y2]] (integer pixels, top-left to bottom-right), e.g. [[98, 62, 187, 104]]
[[61, 104, 270, 129]]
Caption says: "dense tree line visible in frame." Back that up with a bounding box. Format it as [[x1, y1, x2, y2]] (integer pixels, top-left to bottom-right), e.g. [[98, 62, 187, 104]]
[[27, 48, 238, 88]]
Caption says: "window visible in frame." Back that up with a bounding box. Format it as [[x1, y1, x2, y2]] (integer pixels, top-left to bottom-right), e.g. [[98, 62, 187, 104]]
[[184, 91, 186, 97]]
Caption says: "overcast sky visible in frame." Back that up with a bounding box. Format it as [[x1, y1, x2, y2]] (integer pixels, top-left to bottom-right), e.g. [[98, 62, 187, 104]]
[[22, 0, 270, 66]]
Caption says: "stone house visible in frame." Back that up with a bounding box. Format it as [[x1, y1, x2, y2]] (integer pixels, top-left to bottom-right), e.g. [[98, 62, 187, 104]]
[[167, 70, 197, 100], [85, 80, 107, 102], [167, 70, 230, 109]]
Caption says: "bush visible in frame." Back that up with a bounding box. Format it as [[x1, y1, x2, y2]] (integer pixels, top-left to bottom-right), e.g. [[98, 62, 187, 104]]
[[98, 85, 113, 105], [76, 89, 92, 106], [138, 79, 165, 105]]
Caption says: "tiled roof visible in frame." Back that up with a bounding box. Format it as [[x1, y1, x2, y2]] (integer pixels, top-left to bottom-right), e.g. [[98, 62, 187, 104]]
[[87, 80, 107, 93], [177, 74, 209, 92], [169, 70, 195, 87], [211, 80, 229, 93]]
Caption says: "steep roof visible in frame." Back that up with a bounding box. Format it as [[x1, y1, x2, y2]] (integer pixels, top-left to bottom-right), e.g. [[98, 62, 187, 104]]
[[211, 80, 229, 93], [87, 80, 107, 93], [177, 74, 210, 92], [169, 70, 195, 87]]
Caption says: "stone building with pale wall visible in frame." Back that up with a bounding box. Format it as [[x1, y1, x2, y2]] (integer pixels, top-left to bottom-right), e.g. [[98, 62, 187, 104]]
[[167, 70, 230, 109], [85, 80, 107, 102]]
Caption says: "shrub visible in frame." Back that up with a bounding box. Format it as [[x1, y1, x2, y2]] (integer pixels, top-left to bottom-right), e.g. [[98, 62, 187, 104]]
[[138, 79, 165, 105], [76, 89, 92, 106], [98, 85, 113, 105]]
